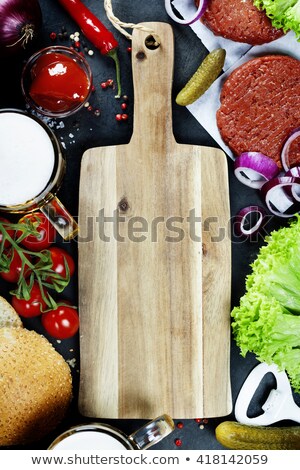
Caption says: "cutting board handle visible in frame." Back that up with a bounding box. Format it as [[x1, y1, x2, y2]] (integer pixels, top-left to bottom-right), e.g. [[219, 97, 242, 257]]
[[131, 22, 175, 146]]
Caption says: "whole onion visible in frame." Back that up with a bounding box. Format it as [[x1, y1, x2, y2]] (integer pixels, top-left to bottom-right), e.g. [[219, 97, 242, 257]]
[[0, 0, 42, 57]]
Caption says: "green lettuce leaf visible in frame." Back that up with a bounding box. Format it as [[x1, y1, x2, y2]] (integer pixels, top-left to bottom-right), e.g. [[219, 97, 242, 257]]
[[253, 0, 299, 32], [232, 216, 300, 393], [247, 240, 300, 312], [285, 1, 300, 37]]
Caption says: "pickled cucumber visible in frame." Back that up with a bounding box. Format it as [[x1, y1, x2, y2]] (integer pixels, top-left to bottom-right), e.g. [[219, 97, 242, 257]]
[[176, 48, 226, 106], [215, 421, 300, 450]]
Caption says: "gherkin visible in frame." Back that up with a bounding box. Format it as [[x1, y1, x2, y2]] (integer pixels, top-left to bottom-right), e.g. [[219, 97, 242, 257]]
[[175, 48, 226, 106]]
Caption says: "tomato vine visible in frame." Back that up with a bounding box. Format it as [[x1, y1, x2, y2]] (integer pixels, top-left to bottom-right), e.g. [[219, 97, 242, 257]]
[[0, 218, 72, 310]]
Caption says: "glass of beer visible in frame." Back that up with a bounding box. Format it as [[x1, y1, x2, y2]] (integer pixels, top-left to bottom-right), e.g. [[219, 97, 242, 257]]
[[48, 415, 175, 450], [0, 109, 78, 240]]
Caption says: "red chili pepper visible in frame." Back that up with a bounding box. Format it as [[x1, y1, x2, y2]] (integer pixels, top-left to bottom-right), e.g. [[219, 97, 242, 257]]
[[57, 0, 121, 97]]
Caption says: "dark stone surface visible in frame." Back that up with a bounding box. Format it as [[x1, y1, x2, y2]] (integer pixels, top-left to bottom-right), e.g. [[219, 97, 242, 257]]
[[0, 0, 294, 451]]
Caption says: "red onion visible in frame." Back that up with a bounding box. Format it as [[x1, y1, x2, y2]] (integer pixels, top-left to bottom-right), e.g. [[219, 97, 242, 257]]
[[285, 167, 300, 178], [234, 206, 266, 237], [234, 152, 279, 189], [0, 0, 42, 57], [281, 128, 300, 172], [261, 176, 300, 218], [164, 0, 208, 25], [284, 167, 300, 200]]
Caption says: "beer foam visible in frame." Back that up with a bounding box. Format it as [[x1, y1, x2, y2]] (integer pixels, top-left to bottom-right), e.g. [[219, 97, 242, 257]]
[[0, 112, 55, 206], [52, 431, 128, 450]]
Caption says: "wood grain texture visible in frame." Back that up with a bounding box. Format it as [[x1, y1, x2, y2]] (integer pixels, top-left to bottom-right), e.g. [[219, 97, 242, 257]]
[[78, 23, 231, 419]]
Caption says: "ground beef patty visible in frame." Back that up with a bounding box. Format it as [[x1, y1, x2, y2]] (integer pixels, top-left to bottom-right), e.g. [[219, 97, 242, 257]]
[[197, 0, 284, 45], [217, 55, 300, 168]]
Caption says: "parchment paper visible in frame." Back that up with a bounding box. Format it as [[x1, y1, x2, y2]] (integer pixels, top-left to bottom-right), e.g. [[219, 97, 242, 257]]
[[172, 0, 300, 160]]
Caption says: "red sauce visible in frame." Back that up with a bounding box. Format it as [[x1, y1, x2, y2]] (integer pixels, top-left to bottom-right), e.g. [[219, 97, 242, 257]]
[[29, 52, 91, 113]]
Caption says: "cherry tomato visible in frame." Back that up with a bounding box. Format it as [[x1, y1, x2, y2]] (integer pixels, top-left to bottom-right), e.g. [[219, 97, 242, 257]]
[[11, 282, 47, 317], [0, 248, 31, 283], [41, 304, 79, 339], [17, 212, 56, 251], [0, 217, 15, 248], [47, 247, 75, 281]]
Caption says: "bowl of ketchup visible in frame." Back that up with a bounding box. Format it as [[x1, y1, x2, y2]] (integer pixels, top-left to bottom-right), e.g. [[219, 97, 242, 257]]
[[21, 46, 92, 118]]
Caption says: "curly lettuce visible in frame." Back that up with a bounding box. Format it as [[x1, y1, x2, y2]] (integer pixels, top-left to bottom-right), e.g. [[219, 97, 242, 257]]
[[253, 0, 300, 37], [232, 216, 300, 393]]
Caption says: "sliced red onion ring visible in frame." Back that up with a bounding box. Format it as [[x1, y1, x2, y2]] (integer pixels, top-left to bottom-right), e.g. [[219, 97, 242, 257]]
[[164, 0, 208, 25], [285, 167, 300, 177], [235, 206, 266, 237], [234, 152, 279, 189], [261, 176, 300, 218], [285, 167, 300, 201], [281, 128, 300, 172]]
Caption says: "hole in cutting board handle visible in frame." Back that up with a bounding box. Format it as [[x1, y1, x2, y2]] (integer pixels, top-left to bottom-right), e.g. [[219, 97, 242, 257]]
[[145, 35, 161, 50]]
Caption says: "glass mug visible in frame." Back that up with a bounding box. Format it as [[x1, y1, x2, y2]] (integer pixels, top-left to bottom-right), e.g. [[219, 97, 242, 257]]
[[48, 415, 175, 450], [0, 109, 78, 240]]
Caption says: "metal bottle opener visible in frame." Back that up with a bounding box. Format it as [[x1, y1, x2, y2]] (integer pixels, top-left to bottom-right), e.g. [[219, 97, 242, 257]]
[[235, 362, 300, 425]]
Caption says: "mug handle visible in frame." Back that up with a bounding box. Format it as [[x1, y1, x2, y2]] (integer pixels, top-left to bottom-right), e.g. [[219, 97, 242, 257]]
[[40, 195, 78, 240], [128, 415, 175, 450]]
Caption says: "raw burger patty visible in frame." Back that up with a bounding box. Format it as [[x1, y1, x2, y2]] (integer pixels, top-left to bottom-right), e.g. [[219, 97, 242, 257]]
[[217, 55, 300, 168], [198, 0, 284, 45]]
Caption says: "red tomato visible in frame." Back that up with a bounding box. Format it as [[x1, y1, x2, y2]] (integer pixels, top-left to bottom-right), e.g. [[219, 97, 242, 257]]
[[47, 247, 75, 281], [0, 248, 31, 283], [0, 217, 15, 248], [11, 282, 47, 317], [18, 212, 56, 251], [29, 52, 90, 113], [41, 304, 79, 339]]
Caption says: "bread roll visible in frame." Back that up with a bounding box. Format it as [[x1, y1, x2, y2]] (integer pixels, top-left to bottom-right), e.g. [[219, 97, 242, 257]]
[[0, 328, 72, 446], [0, 296, 22, 329]]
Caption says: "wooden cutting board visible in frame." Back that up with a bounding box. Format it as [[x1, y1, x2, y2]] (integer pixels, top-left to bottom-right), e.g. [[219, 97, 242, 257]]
[[78, 22, 232, 419]]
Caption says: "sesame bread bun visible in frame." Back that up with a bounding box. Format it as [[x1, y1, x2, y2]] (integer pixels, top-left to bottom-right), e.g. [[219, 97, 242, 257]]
[[0, 296, 22, 329], [0, 328, 72, 446]]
